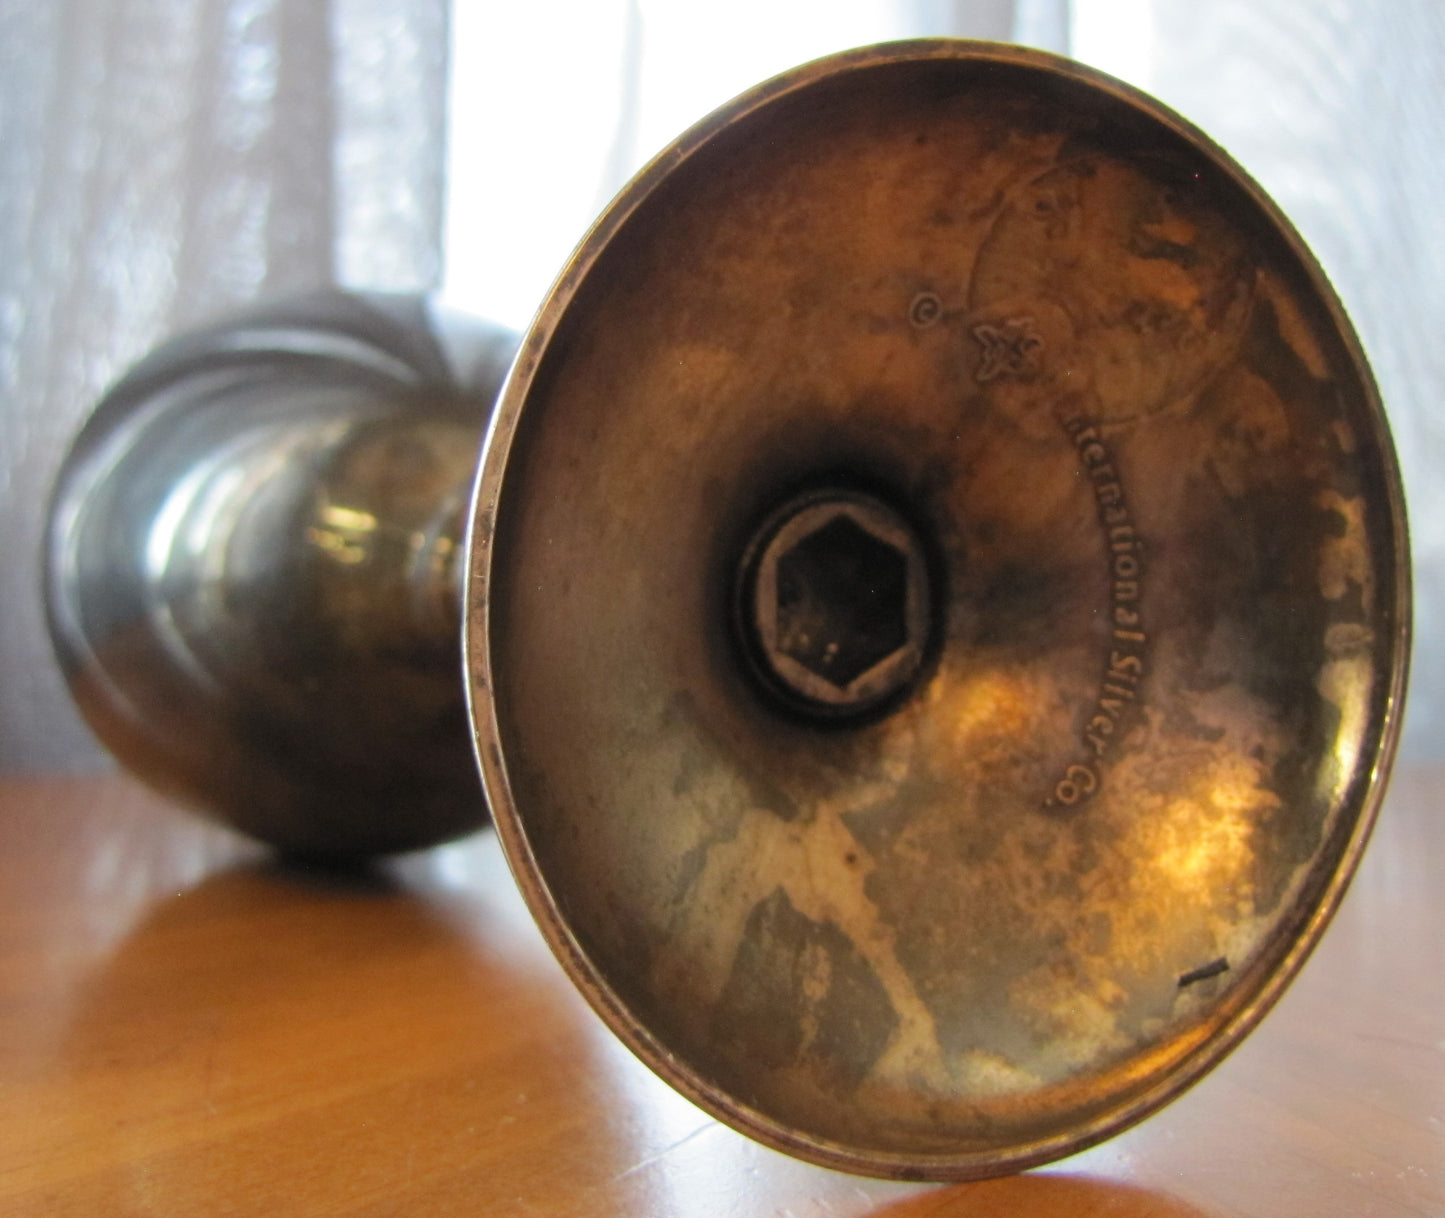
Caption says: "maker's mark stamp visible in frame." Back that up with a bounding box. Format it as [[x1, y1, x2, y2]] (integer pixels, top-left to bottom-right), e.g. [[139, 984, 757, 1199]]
[[972, 317, 1044, 382], [1046, 405, 1148, 811]]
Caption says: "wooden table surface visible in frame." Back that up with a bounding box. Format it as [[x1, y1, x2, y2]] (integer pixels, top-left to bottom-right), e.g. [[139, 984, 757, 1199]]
[[0, 767, 1440, 1217]]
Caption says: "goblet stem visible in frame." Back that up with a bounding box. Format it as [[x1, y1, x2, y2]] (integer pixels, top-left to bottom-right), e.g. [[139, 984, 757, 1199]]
[[46, 290, 516, 856]]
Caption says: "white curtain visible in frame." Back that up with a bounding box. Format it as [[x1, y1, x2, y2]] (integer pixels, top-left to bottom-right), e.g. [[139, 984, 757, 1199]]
[[442, 0, 1062, 331]]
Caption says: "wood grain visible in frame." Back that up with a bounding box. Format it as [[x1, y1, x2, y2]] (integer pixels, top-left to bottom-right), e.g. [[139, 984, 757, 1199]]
[[0, 768, 1439, 1216]]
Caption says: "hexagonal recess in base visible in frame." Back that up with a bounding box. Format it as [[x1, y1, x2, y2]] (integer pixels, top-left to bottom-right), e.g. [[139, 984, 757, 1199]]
[[738, 488, 933, 720]]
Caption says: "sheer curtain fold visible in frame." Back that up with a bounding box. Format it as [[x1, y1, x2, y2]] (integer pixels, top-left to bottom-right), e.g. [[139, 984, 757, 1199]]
[[0, 0, 449, 770], [441, 0, 1066, 332]]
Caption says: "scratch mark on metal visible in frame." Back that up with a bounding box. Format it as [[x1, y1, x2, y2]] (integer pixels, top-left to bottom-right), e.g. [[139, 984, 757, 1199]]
[[1178, 957, 1229, 988]]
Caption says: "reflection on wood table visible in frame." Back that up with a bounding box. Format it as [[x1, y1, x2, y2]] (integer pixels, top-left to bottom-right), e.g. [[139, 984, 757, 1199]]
[[0, 768, 1439, 1216]]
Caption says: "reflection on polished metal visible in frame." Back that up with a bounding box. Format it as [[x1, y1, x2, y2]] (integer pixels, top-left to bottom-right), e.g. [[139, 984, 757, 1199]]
[[47, 291, 516, 856], [468, 43, 1410, 1180]]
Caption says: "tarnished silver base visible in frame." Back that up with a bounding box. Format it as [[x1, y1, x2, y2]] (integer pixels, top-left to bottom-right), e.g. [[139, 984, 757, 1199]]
[[44, 39, 1411, 1185]]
